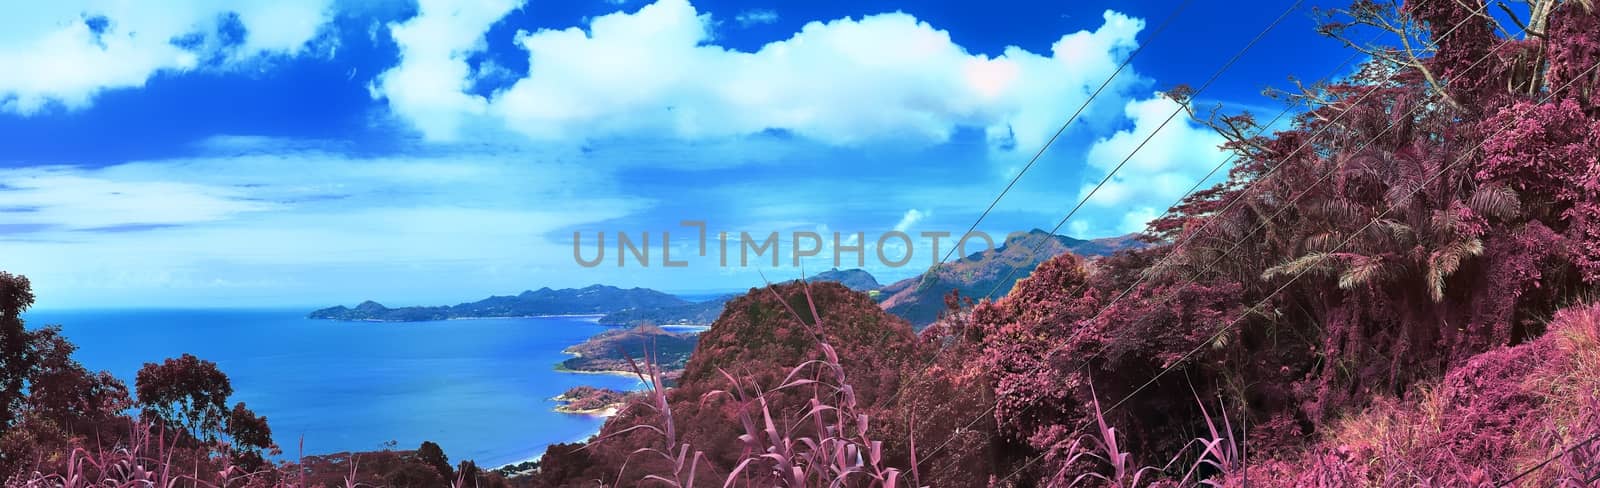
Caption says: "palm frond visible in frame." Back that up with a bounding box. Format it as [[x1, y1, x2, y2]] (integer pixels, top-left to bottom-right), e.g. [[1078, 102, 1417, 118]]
[[1338, 255, 1387, 290], [1369, 218, 1417, 246], [1425, 238, 1484, 302], [1311, 198, 1367, 223], [1303, 232, 1341, 253], [1467, 184, 1521, 220], [1262, 252, 1334, 281]]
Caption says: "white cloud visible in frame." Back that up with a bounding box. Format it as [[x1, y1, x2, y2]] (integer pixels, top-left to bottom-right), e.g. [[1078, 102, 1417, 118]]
[[892, 208, 928, 233], [369, 0, 525, 141], [374, 0, 1147, 149], [1077, 94, 1228, 235], [734, 9, 779, 27], [0, 0, 335, 115], [1068, 220, 1091, 239]]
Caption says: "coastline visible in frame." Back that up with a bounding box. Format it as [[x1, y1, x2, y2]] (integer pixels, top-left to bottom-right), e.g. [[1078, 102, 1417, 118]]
[[312, 313, 609, 323], [497, 430, 611, 472], [514, 317, 706, 470], [551, 404, 621, 417], [552, 363, 640, 378]]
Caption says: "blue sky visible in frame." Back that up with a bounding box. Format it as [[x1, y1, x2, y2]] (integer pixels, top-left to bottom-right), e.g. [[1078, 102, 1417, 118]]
[[0, 0, 1361, 309]]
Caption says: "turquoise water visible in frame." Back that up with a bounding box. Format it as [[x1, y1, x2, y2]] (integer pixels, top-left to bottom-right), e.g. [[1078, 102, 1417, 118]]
[[19, 309, 643, 467]]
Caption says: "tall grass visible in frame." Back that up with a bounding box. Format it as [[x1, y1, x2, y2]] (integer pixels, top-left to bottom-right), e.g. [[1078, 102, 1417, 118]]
[[5, 421, 303, 488], [3, 422, 503, 488], [598, 280, 1251, 487], [597, 281, 916, 487]]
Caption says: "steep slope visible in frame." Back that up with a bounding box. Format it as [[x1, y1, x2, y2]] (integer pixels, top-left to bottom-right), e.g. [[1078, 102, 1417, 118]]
[[1230, 303, 1600, 485]]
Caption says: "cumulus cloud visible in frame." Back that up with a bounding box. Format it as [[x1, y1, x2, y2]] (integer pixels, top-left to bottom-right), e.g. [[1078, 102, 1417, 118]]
[[0, 0, 335, 115], [369, 0, 525, 141], [373, 0, 1146, 149], [1076, 95, 1228, 235]]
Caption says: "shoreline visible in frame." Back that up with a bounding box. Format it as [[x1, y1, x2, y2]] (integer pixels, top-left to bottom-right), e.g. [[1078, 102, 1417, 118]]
[[497, 429, 612, 472], [552, 363, 641, 378], [311, 313, 609, 323], [523, 320, 699, 471], [552, 405, 621, 416]]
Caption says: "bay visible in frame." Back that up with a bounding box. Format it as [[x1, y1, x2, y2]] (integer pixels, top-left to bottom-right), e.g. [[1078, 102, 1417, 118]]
[[19, 308, 643, 467]]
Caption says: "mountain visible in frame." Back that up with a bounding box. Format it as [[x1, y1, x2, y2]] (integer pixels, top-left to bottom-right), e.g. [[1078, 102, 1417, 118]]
[[805, 268, 881, 291], [308, 285, 690, 321], [597, 268, 883, 326], [878, 230, 1143, 327]]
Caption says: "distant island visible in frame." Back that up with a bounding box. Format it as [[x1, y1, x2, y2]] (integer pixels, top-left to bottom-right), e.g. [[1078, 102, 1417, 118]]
[[309, 268, 889, 324], [308, 284, 697, 322]]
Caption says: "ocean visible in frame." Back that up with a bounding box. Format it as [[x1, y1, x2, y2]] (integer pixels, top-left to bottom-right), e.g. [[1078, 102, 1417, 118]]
[[18, 308, 646, 467]]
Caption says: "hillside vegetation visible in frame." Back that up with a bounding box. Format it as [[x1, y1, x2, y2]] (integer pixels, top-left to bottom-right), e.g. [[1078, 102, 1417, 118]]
[[5, 0, 1600, 487], [528, 1, 1600, 485]]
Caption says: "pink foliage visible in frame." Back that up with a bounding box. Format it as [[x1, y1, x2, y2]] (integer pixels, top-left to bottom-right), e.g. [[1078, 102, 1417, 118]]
[[1478, 97, 1600, 280], [1225, 302, 1600, 486], [1545, 3, 1600, 107]]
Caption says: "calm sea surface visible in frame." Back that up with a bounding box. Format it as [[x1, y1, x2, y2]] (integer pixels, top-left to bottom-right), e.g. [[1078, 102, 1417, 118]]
[[19, 308, 644, 467]]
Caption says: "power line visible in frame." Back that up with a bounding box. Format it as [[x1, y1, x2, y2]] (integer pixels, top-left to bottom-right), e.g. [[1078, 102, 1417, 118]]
[[914, 0, 1518, 473], [904, 0, 1321, 467], [988, 54, 1600, 488], [913, 0, 1193, 293], [877, 32, 1385, 429], [882, 0, 1313, 424], [973, 0, 1510, 314], [971, 0, 1309, 301]]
